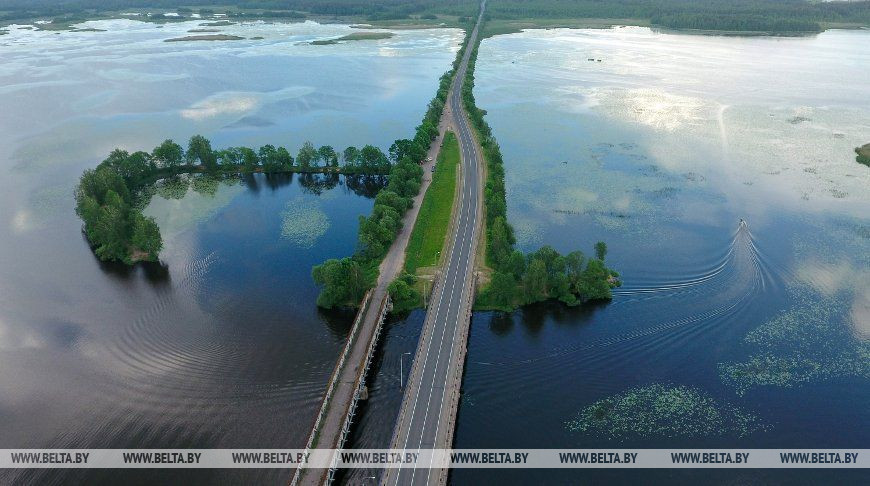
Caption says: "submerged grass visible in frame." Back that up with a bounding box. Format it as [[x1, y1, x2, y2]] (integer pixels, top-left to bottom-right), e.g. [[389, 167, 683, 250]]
[[719, 288, 870, 395], [404, 131, 460, 275], [566, 384, 766, 439], [281, 197, 329, 249]]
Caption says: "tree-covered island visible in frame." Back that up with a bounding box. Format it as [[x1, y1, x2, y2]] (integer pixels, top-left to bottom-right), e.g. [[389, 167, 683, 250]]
[[75, 135, 395, 264]]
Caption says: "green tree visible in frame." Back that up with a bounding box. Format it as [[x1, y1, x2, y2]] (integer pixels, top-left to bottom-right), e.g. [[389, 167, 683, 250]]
[[318, 145, 338, 167], [486, 271, 518, 308], [595, 241, 608, 261], [76, 165, 130, 206], [297, 141, 318, 169], [216, 147, 243, 167], [343, 146, 360, 168], [564, 250, 585, 288], [312, 257, 370, 308], [240, 147, 259, 172], [374, 190, 409, 213], [276, 146, 294, 170], [578, 258, 612, 301], [130, 213, 162, 260], [856, 145, 870, 167], [258, 144, 279, 171], [522, 258, 549, 304], [389, 138, 424, 163], [187, 135, 217, 171], [90, 190, 130, 262], [388, 273, 421, 312], [506, 250, 526, 280], [489, 216, 513, 267], [360, 145, 390, 173], [152, 139, 184, 168], [103, 149, 151, 185]]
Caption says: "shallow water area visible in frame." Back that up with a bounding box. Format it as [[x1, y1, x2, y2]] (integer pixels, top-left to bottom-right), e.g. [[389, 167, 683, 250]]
[[452, 26, 869, 484], [0, 17, 460, 484]]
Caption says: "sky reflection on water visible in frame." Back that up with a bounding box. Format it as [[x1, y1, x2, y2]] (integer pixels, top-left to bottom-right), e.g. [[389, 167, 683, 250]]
[[453, 26, 869, 485]]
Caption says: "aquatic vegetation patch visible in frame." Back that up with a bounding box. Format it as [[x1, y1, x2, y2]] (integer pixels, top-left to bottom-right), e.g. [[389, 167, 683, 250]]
[[280, 198, 329, 249], [565, 384, 765, 439], [719, 291, 870, 395]]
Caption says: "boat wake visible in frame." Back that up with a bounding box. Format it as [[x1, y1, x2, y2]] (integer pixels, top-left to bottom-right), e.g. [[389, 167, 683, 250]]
[[475, 220, 777, 367]]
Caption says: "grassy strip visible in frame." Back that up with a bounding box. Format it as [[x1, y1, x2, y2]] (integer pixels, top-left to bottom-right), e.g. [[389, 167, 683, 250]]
[[404, 131, 460, 275]]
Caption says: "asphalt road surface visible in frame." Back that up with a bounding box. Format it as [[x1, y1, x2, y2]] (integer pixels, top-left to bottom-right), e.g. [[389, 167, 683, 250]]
[[385, 2, 486, 485]]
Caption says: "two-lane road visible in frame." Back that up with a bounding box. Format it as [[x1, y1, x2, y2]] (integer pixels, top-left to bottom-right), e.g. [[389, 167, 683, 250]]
[[384, 2, 486, 485]]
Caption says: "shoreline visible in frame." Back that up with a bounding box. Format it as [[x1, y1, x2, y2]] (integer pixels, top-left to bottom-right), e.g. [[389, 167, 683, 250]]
[[5, 10, 866, 38]]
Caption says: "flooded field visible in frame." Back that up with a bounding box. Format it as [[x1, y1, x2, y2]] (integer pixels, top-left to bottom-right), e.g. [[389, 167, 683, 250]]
[[0, 18, 459, 485], [452, 26, 869, 484]]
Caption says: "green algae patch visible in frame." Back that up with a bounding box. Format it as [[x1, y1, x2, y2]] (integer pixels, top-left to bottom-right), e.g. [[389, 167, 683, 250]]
[[311, 32, 394, 45], [719, 290, 870, 395], [566, 384, 766, 439], [281, 197, 329, 249]]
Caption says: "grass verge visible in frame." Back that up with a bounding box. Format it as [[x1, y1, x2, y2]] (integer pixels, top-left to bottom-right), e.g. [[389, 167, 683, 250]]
[[404, 131, 460, 275]]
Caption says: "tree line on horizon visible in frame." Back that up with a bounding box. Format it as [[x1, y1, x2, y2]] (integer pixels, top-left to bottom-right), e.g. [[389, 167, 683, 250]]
[[483, 0, 870, 32], [3, 0, 868, 33]]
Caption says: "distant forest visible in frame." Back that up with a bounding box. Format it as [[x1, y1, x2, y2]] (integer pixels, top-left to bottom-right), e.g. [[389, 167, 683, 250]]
[[2, 0, 869, 33], [485, 0, 870, 32]]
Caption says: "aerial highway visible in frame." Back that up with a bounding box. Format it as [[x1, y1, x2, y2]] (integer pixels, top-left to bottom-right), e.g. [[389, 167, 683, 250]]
[[384, 2, 487, 485], [291, 4, 484, 485]]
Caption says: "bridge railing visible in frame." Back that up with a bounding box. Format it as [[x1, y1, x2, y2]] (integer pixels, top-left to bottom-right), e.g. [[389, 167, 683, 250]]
[[291, 289, 373, 486], [325, 294, 391, 484]]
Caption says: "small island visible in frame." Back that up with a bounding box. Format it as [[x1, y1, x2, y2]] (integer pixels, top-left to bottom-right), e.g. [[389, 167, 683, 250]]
[[164, 34, 244, 42], [311, 32, 394, 45], [856, 143, 870, 167], [199, 20, 234, 27]]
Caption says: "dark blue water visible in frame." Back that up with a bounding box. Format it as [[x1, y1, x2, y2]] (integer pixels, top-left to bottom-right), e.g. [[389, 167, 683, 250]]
[[452, 216, 868, 484], [0, 173, 380, 485], [339, 310, 426, 485], [441, 28, 870, 483]]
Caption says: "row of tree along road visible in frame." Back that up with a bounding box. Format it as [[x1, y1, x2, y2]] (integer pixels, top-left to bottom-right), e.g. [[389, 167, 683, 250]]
[[312, 32, 470, 309], [460, 17, 621, 311]]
